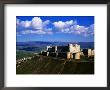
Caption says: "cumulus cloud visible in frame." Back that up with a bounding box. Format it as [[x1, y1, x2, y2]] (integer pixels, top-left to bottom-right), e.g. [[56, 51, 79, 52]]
[[21, 21, 31, 28], [17, 19, 31, 28], [31, 17, 43, 29], [17, 17, 50, 29], [53, 20, 74, 30], [53, 21, 66, 29], [72, 25, 88, 34], [53, 20, 94, 37], [16, 17, 94, 36], [72, 24, 94, 36], [65, 20, 74, 27], [16, 17, 51, 35]]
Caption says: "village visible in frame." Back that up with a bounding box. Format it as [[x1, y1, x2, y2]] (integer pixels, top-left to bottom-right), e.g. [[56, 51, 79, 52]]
[[41, 44, 94, 60]]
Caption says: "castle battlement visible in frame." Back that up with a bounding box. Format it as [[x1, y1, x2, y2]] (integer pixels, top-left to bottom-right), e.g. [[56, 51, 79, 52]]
[[41, 44, 94, 60]]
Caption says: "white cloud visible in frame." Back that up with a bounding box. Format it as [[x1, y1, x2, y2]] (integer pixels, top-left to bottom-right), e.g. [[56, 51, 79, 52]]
[[16, 17, 48, 29], [16, 19, 20, 25], [53, 20, 94, 37], [75, 30, 81, 34], [17, 17, 94, 36], [72, 24, 94, 36], [88, 24, 94, 32], [32, 30, 46, 34], [21, 30, 46, 34], [53, 21, 65, 29], [16, 19, 31, 28], [20, 21, 31, 28], [43, 20, 50, 27], [21, 29, 52, 35], [63, 28, 70, 32], [21, 30, 32, 34], [65, 20, 74, 27], [16, 17, 51, 35], [53, 20, 75, 29], [31, 17, 50, 30], [73, 25, 88, 33], [31, 17, 43, 29]]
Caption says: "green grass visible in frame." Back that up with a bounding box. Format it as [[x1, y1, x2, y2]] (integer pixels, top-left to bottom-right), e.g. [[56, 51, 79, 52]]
[[16, 51, 35, 60], [16, 55, 94, 74]]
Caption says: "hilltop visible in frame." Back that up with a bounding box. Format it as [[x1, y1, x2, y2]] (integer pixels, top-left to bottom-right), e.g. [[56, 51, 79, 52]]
[[16, 55, 94, 74]]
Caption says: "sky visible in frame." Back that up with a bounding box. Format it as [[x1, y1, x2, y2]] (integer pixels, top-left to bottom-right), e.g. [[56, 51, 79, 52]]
[[16, 16, 94, 42]]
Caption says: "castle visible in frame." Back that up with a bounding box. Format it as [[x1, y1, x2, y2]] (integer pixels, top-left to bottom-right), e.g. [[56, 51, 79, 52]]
[[41, 44, 94, 60]]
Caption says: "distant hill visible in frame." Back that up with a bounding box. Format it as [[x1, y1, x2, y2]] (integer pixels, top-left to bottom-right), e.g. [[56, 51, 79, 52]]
[[17, 41, 94, 49]]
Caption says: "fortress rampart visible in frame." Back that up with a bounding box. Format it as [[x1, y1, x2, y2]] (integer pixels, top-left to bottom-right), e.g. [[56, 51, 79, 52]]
[[41, 44, 94, 60]]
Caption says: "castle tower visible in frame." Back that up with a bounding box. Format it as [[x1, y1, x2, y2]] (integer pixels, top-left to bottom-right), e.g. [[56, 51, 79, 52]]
[[88, 49, 92, 57], [47, 46, 49, 51], [75, 52, 80, 59], [68, 44, 73, 52], [67, 52, 71, 59], [47, 46, 51, 51], [68, 44, 80, 53], [55, 46, 57, 52], [91, 50, 94, 56]]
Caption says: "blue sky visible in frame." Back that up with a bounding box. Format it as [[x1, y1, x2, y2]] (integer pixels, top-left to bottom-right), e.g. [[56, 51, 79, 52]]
[[16, 16, 94, 42]]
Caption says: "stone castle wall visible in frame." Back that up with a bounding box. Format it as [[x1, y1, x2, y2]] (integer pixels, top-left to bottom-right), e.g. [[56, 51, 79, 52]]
[[42, 44, 94, 60]]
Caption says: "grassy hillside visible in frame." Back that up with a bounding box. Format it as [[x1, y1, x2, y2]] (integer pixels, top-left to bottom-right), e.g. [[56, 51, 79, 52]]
[[16, 55, 94, 74]]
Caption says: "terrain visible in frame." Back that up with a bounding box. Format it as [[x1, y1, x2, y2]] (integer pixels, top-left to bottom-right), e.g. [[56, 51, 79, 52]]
[[16, 41, 94, 74], [16, 55, 94, 74]]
